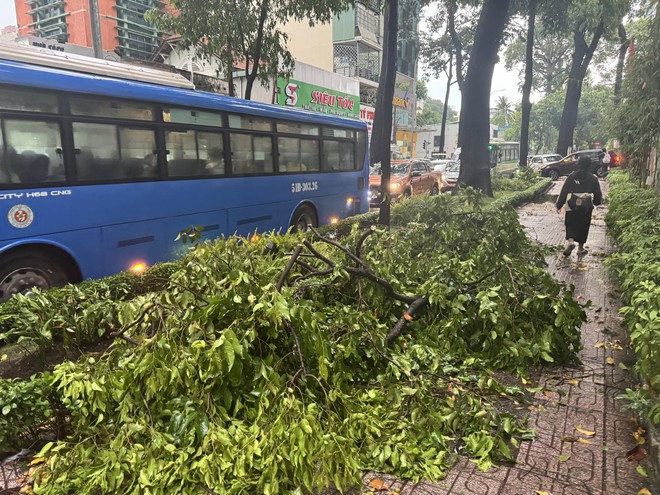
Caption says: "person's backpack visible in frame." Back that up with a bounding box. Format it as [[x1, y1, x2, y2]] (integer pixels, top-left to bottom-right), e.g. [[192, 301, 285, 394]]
[[602, 152, 611, 164]]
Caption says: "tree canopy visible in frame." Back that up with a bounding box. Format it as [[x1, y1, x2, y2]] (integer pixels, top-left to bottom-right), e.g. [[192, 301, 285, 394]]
[[148, 0, 354, 100]]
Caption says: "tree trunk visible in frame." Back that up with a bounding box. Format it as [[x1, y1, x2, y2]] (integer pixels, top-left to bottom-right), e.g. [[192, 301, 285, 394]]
[[614, 22, 628, 105], [373, 0, 398, 226], [244, 0, 269, 100], [439, 51, 453, 155], [447, 0, 464, 92], [556, 21, 604, 156], [519, 0, 537, 168], [458, 0, 511, 197], [225, 39, 236, 97]]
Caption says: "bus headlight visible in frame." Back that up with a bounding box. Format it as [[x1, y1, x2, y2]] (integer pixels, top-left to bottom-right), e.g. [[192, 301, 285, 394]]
[[390, 183, 401, 192], [330, 217, 339, 224]]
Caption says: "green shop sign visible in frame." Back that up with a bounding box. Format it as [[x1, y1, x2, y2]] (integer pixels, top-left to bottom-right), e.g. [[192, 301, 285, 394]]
[[277, 78, 359, 118]]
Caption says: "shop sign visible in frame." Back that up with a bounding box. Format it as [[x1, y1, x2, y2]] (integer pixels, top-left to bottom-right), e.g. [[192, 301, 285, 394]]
[[277, 78, 360, 118]]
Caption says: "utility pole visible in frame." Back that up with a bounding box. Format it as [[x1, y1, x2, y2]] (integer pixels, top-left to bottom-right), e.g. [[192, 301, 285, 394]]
[[89, 0, 103, 59]]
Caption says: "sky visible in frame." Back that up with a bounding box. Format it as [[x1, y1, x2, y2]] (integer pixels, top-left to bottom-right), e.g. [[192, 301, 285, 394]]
[[1, 1, 17, 29], [423, 62, 523, 113]]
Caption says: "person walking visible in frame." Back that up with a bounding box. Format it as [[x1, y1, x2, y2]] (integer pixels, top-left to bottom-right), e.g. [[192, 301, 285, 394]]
[[598, 147, 611, 176], [556, 156, 603, 256]]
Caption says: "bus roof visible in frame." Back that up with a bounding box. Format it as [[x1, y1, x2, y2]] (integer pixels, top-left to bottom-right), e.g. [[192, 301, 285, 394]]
[[0, 43, 366, 130], [0, 42, 195, 89]]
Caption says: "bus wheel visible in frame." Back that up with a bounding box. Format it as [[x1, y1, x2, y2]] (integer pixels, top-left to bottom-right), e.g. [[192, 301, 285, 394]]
[[290, 205, 317, 233], [0, 250, 69, 302]]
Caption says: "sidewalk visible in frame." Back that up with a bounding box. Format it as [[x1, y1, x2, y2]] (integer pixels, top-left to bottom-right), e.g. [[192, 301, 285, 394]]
[[361, 179, 652, 495]]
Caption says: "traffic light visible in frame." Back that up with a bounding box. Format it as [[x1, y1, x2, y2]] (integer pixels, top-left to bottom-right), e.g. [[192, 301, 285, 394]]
[[488, 144, 493, 150], [422, 141, 427, 150]]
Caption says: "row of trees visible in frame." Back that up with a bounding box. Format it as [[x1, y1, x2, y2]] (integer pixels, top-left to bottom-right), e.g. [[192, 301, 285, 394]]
[[419, 0, 637, 195], [149, 0, 641, 206]]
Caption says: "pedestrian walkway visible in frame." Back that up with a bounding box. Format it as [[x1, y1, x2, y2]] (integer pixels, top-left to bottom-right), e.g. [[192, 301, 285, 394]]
[[361, 179, 650, 495]]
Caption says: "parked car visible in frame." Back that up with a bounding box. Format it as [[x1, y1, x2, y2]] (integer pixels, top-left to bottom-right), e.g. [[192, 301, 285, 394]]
[[440, 161, 460, 192], [431, 159, 459, 174], [528, 154, 563, 171], [369, 159, 442, 206], [539, 149, 603, 180]]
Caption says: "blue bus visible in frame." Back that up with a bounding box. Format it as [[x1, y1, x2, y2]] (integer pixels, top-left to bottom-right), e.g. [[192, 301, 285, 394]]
[[0, 44, 369, 301]]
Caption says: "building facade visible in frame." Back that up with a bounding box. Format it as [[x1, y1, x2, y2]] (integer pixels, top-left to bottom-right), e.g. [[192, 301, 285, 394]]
[[14, 0, 162, 60], [336, 0, 419, 156]]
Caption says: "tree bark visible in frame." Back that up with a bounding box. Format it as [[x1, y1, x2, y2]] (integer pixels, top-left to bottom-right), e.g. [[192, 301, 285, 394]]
[[614, 22, 628, 105], [244, 0, 269, 100], [519, 0, 537, 168], [556, 20, 604, 156], [439, 51, 453, 155], [457, 0, 511, 196], [372, 0, 398, 226], [447, 0, 464, 92]]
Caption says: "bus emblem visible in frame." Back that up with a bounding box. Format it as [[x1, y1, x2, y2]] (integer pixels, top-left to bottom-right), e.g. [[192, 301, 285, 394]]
[[8, 204, 34, 229]]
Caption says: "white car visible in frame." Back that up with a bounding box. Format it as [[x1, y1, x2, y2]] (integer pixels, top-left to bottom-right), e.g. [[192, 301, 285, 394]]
[[431, 159, 459, 174], [441, 161, 460, 192], [528, 154, 563, 171]]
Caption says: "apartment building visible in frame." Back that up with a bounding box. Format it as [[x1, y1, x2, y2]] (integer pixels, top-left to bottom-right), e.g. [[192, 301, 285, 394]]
[[14, 0, 162, 60]]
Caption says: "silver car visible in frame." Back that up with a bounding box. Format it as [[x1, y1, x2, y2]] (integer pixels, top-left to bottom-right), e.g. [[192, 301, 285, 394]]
[[432, 159, 459, 174], [528, 154, 563, 171]]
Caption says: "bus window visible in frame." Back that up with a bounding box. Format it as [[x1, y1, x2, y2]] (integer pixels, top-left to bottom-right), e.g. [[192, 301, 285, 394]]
[[230, 134, 273, 175], [0, 88, 58, 114], [197, 132, 225, 176], [70, 97, 155, 121], [278, 137, 319, 172], [73, 123, 157, 180], [228, 115, 272, 132], [3, 119, 63, 184], [119, 128, 157, 178], [324, 140, 355, 171], [322, 128, 355, 139], [276, 122, 319, 135], [164, 108, 223, 127], [166, 130, 199, 177]]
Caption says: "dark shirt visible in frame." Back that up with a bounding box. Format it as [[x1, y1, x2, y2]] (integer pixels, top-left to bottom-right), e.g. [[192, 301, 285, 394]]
[[556, 170, 603, 210]]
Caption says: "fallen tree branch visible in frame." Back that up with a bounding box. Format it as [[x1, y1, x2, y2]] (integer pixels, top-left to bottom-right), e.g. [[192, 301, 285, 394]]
[[309, 225, 369, 268], [385, 296, 428, 345], [277, 245, 303, 291], [465, 266, 503, 288], [355, 225, 377, 262], [108, 331, 140, 346]]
